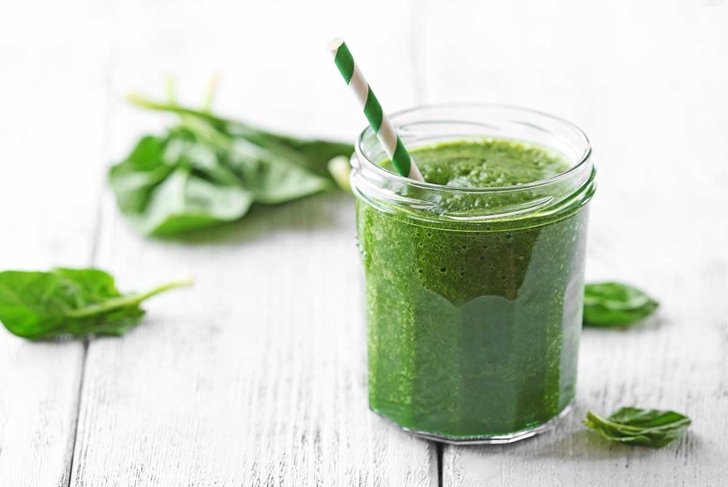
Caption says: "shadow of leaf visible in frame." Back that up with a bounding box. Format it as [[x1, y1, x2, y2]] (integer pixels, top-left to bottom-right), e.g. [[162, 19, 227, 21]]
[[147, 191, 354, 247]]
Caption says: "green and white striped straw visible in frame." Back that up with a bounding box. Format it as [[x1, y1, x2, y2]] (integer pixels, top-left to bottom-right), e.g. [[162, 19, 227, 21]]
[[327, 38, 424, 181]]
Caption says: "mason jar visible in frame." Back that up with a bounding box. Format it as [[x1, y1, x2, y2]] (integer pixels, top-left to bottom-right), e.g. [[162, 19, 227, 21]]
[[350, 104, 596, 444]]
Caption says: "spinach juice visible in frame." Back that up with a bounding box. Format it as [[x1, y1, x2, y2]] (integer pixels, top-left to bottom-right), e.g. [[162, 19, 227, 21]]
[[351, 106, 596, 443]]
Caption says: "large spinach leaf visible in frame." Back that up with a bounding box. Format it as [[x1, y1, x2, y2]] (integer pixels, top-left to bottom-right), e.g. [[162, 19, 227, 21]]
[[0, 268, 191, 340], [109, 95, 353, 236]]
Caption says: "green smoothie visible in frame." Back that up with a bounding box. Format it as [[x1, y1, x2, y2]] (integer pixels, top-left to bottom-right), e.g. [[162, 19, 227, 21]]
[[356, 138, 592, 440]]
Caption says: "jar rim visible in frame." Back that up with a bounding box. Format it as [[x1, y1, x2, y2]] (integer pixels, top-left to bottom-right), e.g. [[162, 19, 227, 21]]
[[354, 103, 592, 194]]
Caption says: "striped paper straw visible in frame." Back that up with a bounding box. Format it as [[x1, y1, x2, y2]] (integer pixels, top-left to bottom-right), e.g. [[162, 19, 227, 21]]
[[327, 38, 424, 181]]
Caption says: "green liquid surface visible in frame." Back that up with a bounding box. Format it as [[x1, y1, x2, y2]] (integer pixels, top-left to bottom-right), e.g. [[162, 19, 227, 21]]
[[358, 138, 590, 439], [410, 138, 570, 188]]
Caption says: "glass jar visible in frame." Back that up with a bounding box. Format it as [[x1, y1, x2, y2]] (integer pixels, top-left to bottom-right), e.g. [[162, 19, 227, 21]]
[[351, 104, 596, 444]]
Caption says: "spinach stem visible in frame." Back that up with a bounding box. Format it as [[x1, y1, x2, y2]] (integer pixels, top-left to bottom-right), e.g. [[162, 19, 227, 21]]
[[126, 93, 231, 126], [65, 278, 194, 318], [202, 72, 220, 113]]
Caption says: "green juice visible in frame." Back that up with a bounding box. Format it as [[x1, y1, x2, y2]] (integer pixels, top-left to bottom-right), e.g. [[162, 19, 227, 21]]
[[356, 138, 592, 441]]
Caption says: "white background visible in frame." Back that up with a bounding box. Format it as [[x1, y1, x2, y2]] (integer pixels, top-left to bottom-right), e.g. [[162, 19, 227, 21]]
[[1, 0, 727, 485]]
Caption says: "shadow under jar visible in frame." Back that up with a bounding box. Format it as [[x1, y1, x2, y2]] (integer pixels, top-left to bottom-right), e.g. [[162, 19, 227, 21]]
[[351, 104, 596, 444]]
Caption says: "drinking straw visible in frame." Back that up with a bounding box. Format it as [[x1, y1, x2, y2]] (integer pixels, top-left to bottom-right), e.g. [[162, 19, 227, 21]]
[[327, 38, 424, 181]]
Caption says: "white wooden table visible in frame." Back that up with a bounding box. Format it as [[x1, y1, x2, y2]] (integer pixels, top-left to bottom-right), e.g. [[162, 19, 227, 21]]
[[2, 0, 727, 485]]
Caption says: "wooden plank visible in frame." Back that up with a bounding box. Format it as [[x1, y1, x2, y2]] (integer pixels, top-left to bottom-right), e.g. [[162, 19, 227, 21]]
[[71, 196, 436, 486], [424, 0, 728, 485], [69, 0, 436, 484], [0, 0, 113, 484]]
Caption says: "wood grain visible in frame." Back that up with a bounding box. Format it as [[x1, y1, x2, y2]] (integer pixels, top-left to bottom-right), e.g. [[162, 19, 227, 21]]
[[0, 0, 113, 484], [70, 195, 436, 486]]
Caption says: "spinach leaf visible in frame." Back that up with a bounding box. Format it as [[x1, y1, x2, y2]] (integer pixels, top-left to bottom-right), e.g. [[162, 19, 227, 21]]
[[225, 136, 333, 204], [110, 94, 353, 236], [584, 407, 691, 448], [0, 268, 191, 340], [583, 282, 658, 327], [260, 135, 356, 179]]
